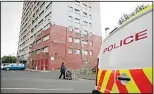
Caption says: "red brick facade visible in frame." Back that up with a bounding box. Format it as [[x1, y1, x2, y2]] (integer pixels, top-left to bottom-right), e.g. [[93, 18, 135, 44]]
[[28, 24, 102, 70]]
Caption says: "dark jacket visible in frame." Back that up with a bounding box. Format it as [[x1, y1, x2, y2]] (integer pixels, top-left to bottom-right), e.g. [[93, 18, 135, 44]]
[[60, 64, 66, 73]]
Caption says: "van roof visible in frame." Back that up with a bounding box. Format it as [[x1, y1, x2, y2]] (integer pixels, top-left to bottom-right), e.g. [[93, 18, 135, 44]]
[[103, 4, 153, 42]]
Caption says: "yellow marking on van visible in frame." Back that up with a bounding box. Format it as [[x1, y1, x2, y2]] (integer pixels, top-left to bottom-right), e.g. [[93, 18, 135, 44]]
[[119, 69, 140, 93], [97, 69, 102, 85], [100, 70, 112, 93], [111, 83, 119, 93], [142, 67, 152, 84]]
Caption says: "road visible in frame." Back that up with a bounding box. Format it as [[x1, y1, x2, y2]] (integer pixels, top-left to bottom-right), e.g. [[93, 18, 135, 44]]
[[1, 70, 95, 93]]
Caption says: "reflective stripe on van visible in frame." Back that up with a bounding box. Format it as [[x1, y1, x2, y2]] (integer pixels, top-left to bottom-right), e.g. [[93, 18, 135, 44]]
[[96, 67, 152, 93]]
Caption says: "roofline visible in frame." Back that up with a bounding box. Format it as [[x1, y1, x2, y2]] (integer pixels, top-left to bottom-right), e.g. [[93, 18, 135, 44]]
[[103, 4, 153, 42]]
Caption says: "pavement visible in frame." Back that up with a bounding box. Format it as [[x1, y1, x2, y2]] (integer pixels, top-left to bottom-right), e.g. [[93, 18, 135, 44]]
[[25, 68, 96, 80], [1, 70, 95, 93], [73, 69, 96, 80]]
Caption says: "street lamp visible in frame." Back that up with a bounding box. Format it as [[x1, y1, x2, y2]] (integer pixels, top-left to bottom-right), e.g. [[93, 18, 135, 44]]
[[11, 54, 13, 63], [8, 54, 10, 63], [105, 27, 109, 37]]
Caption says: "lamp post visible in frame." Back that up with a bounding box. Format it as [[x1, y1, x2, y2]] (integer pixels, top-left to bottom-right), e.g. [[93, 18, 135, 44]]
[[8, 55, 10, 63], [105, 27, 109, 37], [11, 54, 13, 63]]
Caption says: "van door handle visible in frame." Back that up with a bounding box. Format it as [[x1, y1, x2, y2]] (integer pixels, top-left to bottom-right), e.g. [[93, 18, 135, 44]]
[[118, 76, 131, 81]]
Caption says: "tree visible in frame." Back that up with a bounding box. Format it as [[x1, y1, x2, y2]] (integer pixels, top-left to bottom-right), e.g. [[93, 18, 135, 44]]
[[1, 56, 17, 63], [19, 60, 27, 64], [118, 4, 150, 25]]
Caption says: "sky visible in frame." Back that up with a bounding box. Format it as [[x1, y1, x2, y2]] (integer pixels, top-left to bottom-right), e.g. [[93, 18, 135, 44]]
[[1, 2, 23, 57], [1, 2, 152, 57], [100, 2, 152, 38]]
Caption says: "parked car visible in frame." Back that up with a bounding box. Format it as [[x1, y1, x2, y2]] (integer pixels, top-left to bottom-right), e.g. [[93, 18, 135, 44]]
[[1, 63, 9, 69], [3, 63, 25, 70], [92, 66, 96, 72]]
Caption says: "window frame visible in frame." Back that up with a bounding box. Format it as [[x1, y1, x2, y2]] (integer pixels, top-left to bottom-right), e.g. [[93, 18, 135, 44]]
[[69, 26, 73, 31], [43, 46, 48, 53], [68, 48, 73, 53], [43, 35, 49, 42], [74, 38, 80, 43], [83, 3, 87, 9], [74, 49, 80, 54], [69, 6, 73, 12], [75, 8, 80, 14], [90, 50, 93, 55], [68, 36, 73, 42], [74, 18, 80, 24], [68, 16, 73, 21]]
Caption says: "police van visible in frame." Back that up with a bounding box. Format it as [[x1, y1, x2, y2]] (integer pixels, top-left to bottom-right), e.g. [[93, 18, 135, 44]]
[[93, 4, 153, 93]]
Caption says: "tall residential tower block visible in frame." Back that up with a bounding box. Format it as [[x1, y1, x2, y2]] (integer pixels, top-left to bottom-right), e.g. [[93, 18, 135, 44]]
[[17, 1, 102, 70]]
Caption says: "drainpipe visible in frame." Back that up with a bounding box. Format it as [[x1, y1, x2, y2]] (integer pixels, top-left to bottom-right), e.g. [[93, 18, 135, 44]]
[[36, 61, 38, 71], [43, 59, 45, 71], [65, 27, 67, 61]]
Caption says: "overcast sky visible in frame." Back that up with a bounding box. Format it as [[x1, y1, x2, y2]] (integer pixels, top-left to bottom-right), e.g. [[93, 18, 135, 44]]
[[1, 2, 152, 57]]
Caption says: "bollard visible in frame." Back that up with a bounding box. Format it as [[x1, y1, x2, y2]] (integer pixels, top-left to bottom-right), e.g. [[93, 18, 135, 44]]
[[36, 66, 37, 71], [72, 70, 76, 78], [52, 68, 54, 71]]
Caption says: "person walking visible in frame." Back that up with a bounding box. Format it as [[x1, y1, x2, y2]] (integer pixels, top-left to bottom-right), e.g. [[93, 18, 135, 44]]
[[59, 62, 66, 79]]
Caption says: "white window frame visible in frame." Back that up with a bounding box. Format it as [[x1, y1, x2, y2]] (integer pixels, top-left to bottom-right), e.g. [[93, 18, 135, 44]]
[[45, 12, 51, 19], [69, 16, 73, 21], [69, 26, 73, 31], [88, 6, 91, 11], [90, 50, 93, 55], [74, 38, 80, 43], [75, 9, 80, 14], [85, 50, 88, 55], [46, 2, 52, 10], [68, 48, 73, 53], [36, 39, 41, 44], [44, 23, 50, 30], [75, 1, 80, 6], [89, 14, 92, 19], [68, 36, 73, 42], [69, 6, 73, 12], [83, 21, 88, 26], [43, 46, 48, 53], [74, 27, 80, 33], [82, 40, 88, 44], [89, 23, 92, 28], [83, 30, 88, 35], [36, 49, 41, 54], [83, 4, 87, 9], [83, 12, 87, 17], [89, 32, 92, 36], [74, 49, 80, 54], [90, 41, 93, 45], [38, 19, 43, 26], [43, 35, 49, 42], [74, 18, 80, 24], [39, 10, 44, 17]]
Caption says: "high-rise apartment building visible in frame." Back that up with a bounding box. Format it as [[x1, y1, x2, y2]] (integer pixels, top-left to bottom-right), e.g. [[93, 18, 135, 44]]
[[17, 1, 102, 70]]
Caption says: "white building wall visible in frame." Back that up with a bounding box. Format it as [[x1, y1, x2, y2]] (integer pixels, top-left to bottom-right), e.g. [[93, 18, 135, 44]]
[[51, 2, 68, 27], [91, 2, 101, 36]]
